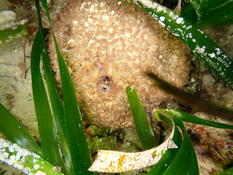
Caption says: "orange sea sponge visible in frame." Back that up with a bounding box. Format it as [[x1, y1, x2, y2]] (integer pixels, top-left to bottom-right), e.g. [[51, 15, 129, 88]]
[[49, 0, 190, 128]]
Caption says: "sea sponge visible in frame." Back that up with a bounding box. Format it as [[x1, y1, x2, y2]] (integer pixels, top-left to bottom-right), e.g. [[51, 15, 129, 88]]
[[49, 0, 190, 128]]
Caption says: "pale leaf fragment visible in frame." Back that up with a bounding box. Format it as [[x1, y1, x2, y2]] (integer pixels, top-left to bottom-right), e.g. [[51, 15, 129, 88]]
[[89, 121, 177, 173]]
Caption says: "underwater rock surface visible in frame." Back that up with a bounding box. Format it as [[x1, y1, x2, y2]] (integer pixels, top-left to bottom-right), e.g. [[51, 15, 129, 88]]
[[49, 0, 190, 128]]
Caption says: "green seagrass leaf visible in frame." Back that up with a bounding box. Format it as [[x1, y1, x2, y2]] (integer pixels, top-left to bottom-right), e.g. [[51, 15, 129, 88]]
[[126, 86, 159, 149], [189, 0, 233, 28], [0, 103, 42, 156]]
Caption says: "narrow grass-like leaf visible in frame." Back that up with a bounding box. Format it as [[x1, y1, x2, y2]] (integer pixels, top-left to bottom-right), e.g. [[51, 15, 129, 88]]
[[153, 108, 233, 174], [163, 119, 198, 175], [35, 0, 94, 174], [189, 0, 233, 28], [0, 138, 63, 175], [173, 118, 199, 175], [33, 0, 72, 172], [174, 119, 199, 175], [134, 0, 233, 89], [181, 3, 197, 25], [35, 13, 65, 135], [0, 103, 42, 156], [41, 0, 52, 23], [187, 145, 199, 175], [153, 108, 232, 174], [162, 131, 190, 175], [181, 1, 233, 28], [53, 35, 94, 175], [216, 167, 233, 175], [147, 126, 181, 175], [158, 109, 233, 130], [31, 28, 62, 165], [154, 112, 199, 175], [126, 86, 158, 149], [36, 23, 69, 175], [89, 117, 177, 173], [147, 72, 233, 122]]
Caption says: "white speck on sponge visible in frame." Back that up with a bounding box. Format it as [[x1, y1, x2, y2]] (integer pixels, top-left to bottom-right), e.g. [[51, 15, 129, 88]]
[[72, 20, 78, 25]]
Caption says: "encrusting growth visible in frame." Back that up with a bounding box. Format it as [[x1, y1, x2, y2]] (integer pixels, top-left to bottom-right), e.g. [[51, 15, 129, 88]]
[[49, 0, 190, 128]]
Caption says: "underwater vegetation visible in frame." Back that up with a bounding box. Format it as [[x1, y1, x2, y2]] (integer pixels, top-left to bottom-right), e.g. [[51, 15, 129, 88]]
[[0, 0, 233, 174]]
